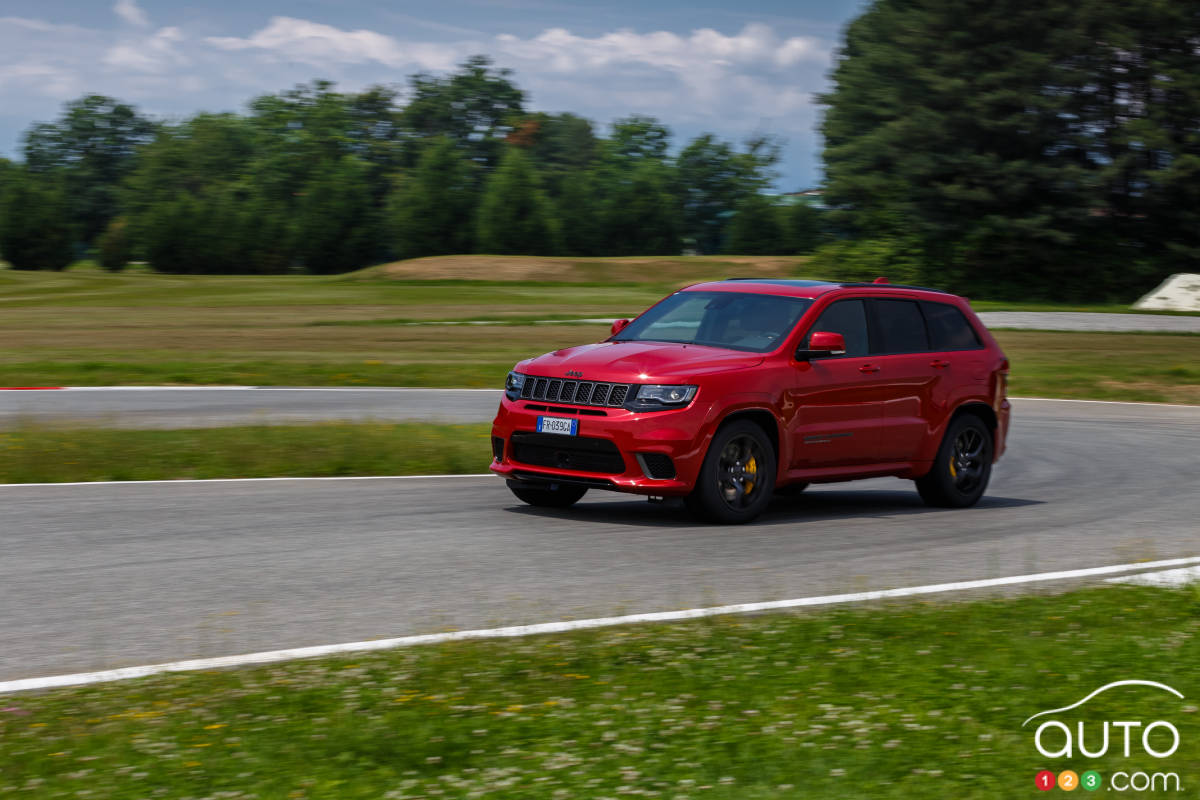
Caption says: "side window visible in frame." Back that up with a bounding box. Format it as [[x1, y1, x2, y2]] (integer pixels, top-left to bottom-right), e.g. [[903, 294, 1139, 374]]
[[870, 299, 930, 354], [922, 301, 982, 351], [805, 299, 868, 357]]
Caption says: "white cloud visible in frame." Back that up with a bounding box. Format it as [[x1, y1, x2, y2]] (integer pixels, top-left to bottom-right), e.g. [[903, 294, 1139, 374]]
[[489, 23, 828, 125], [104, 26, 186, 72], [205, 16, 459, 71], [494, 23, 827, 72], [0, 14, 834, 184], [114, 0, 150, 28], [196, 18, 828, 126]]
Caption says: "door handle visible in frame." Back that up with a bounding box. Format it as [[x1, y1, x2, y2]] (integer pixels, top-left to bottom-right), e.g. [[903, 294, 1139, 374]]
[[930, 360, 951, 369], [859, 364, 880, 374]]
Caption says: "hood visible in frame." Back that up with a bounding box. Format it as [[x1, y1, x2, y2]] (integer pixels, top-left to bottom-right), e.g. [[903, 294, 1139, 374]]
[[518, 341, 763, 383]]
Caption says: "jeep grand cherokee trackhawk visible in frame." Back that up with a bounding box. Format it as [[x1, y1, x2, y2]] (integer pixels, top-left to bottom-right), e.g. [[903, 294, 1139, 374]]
[[490, 278, 1010, 523]]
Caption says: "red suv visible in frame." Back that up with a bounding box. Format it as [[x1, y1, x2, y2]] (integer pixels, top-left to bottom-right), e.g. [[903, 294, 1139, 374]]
[[490, 278, 1010, 523]]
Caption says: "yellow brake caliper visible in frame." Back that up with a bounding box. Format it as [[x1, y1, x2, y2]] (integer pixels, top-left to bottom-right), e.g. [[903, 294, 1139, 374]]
[[744, 456, 757, 495], [948, 454, 957, 478]]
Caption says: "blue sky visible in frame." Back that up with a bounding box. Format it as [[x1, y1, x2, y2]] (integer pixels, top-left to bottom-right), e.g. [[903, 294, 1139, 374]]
[[0, 0, 870, 188]]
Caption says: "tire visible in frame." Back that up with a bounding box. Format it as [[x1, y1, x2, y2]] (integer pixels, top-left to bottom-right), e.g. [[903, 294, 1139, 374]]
[[915, 414, 993, 508], [507, 480, 588, 508], [685, 420, 777, 524]]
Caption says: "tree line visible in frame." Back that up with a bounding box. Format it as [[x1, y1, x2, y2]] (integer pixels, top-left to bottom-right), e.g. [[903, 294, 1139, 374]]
[[4, 0, 1196, 303], [818, 0, 1200, 301], [0, 57, 823, 276]]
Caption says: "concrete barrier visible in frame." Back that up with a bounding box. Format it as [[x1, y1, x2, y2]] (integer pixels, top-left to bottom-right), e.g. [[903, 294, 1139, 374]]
[[1133, 273, 1200, 311]]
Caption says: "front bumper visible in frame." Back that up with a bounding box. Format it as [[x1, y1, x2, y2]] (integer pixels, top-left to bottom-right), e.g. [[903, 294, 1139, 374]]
[[489, 394, 716, 496]]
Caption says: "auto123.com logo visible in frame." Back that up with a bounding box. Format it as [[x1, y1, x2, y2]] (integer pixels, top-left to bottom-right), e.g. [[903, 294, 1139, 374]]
[[1025, 680, 1185, 792]]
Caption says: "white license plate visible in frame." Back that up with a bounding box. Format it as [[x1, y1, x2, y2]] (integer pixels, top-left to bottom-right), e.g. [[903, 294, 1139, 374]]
[[537, 415, 578, 436]]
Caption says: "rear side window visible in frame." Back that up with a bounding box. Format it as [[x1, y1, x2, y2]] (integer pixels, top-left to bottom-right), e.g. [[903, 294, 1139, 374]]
[[922, 301, 982, 351], [870, 299, 930, 354], [805, 299, 869, 357]]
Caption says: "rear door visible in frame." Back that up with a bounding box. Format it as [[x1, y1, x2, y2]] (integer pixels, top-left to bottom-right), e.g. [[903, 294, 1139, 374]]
[[921, 298, 990, 418], [787, 298, 883, 468], [868, 298, 939, 462]]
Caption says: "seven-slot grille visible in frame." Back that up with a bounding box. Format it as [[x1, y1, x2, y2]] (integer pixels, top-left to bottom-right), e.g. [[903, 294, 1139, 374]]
[[520, 375, 631, 407]]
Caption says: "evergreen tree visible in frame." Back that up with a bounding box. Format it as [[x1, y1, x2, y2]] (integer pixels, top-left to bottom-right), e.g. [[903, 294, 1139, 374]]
[[143, 193, 203, 273], [390, 137, 478, 258], [781, 202, 824, 255], [725, 194, 786, 255], [677, 134, 779, 254], [556, 170, 603, 256], [475, 148, 559, 254], [293, 157, 377, 273], [97, 216, 131, 271], [0, 172, 73, 270], [515, 113, 598, 198], [403, 56, 525, 170], [601, 163, 682, 256], [21, 95, 155, 246], [821, 0, 1200, 300]]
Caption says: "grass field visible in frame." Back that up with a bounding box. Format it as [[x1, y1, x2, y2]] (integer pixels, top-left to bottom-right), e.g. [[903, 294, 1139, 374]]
[[0, 422, 492, 484], [3, 585, 1197, 799], [1, 261, 1196, 400], [997, 330, 1200, 403]]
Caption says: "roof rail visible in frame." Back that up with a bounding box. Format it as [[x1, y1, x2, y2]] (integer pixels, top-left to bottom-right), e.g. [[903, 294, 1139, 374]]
[[720, 278, 837, 286], [838, 282, 949, 294]]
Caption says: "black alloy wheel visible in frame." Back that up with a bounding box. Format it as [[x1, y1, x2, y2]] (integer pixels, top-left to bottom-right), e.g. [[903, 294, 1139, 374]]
[[950, 426, 987, 493], [686, 420, 776, 524], [915, 414, 993, 508]]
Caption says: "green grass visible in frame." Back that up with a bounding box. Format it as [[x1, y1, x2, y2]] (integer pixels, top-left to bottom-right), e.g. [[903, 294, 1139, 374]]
[[0, 423, 492, 483], [970, 300, 1200, 315], [4, 585, 1198, 799], [0, 266, 1196, 400], [994, 330, 1200, 403]]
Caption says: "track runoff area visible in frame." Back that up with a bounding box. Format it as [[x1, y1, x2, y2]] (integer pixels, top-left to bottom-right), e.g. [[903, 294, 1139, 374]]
[[1, 391, 1198, 693]]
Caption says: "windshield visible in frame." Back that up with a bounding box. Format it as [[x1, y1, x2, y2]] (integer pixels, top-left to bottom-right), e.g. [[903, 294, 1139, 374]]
[[613, 291, 813, 353]]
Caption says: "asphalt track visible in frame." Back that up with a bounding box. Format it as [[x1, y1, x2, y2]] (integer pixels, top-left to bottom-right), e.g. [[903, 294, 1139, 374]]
[[2, 398, 1198, 682], [0, 387, 501, 429]]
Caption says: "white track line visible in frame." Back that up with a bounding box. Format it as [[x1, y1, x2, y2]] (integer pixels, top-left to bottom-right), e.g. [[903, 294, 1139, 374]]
[[0, 474, 496, 489], [3, 555, 1198, 694], [1106, 566, 1200, 587]]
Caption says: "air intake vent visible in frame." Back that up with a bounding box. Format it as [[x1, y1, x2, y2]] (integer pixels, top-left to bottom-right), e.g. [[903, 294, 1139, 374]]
[[637, 452, 676, 480], [511, 432, 626, 474]]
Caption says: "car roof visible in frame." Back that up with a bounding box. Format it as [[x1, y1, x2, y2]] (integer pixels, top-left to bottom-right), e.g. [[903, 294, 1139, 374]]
[[681, 278, 953, 300]]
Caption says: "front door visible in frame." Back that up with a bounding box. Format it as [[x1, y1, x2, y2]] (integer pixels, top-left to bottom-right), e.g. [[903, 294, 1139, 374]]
[[787, 298, 882, 468]]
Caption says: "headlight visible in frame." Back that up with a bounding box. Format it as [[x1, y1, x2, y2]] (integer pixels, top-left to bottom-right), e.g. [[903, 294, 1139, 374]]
[[626, 384, 698, 410], [505, 371, 526, 400]]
